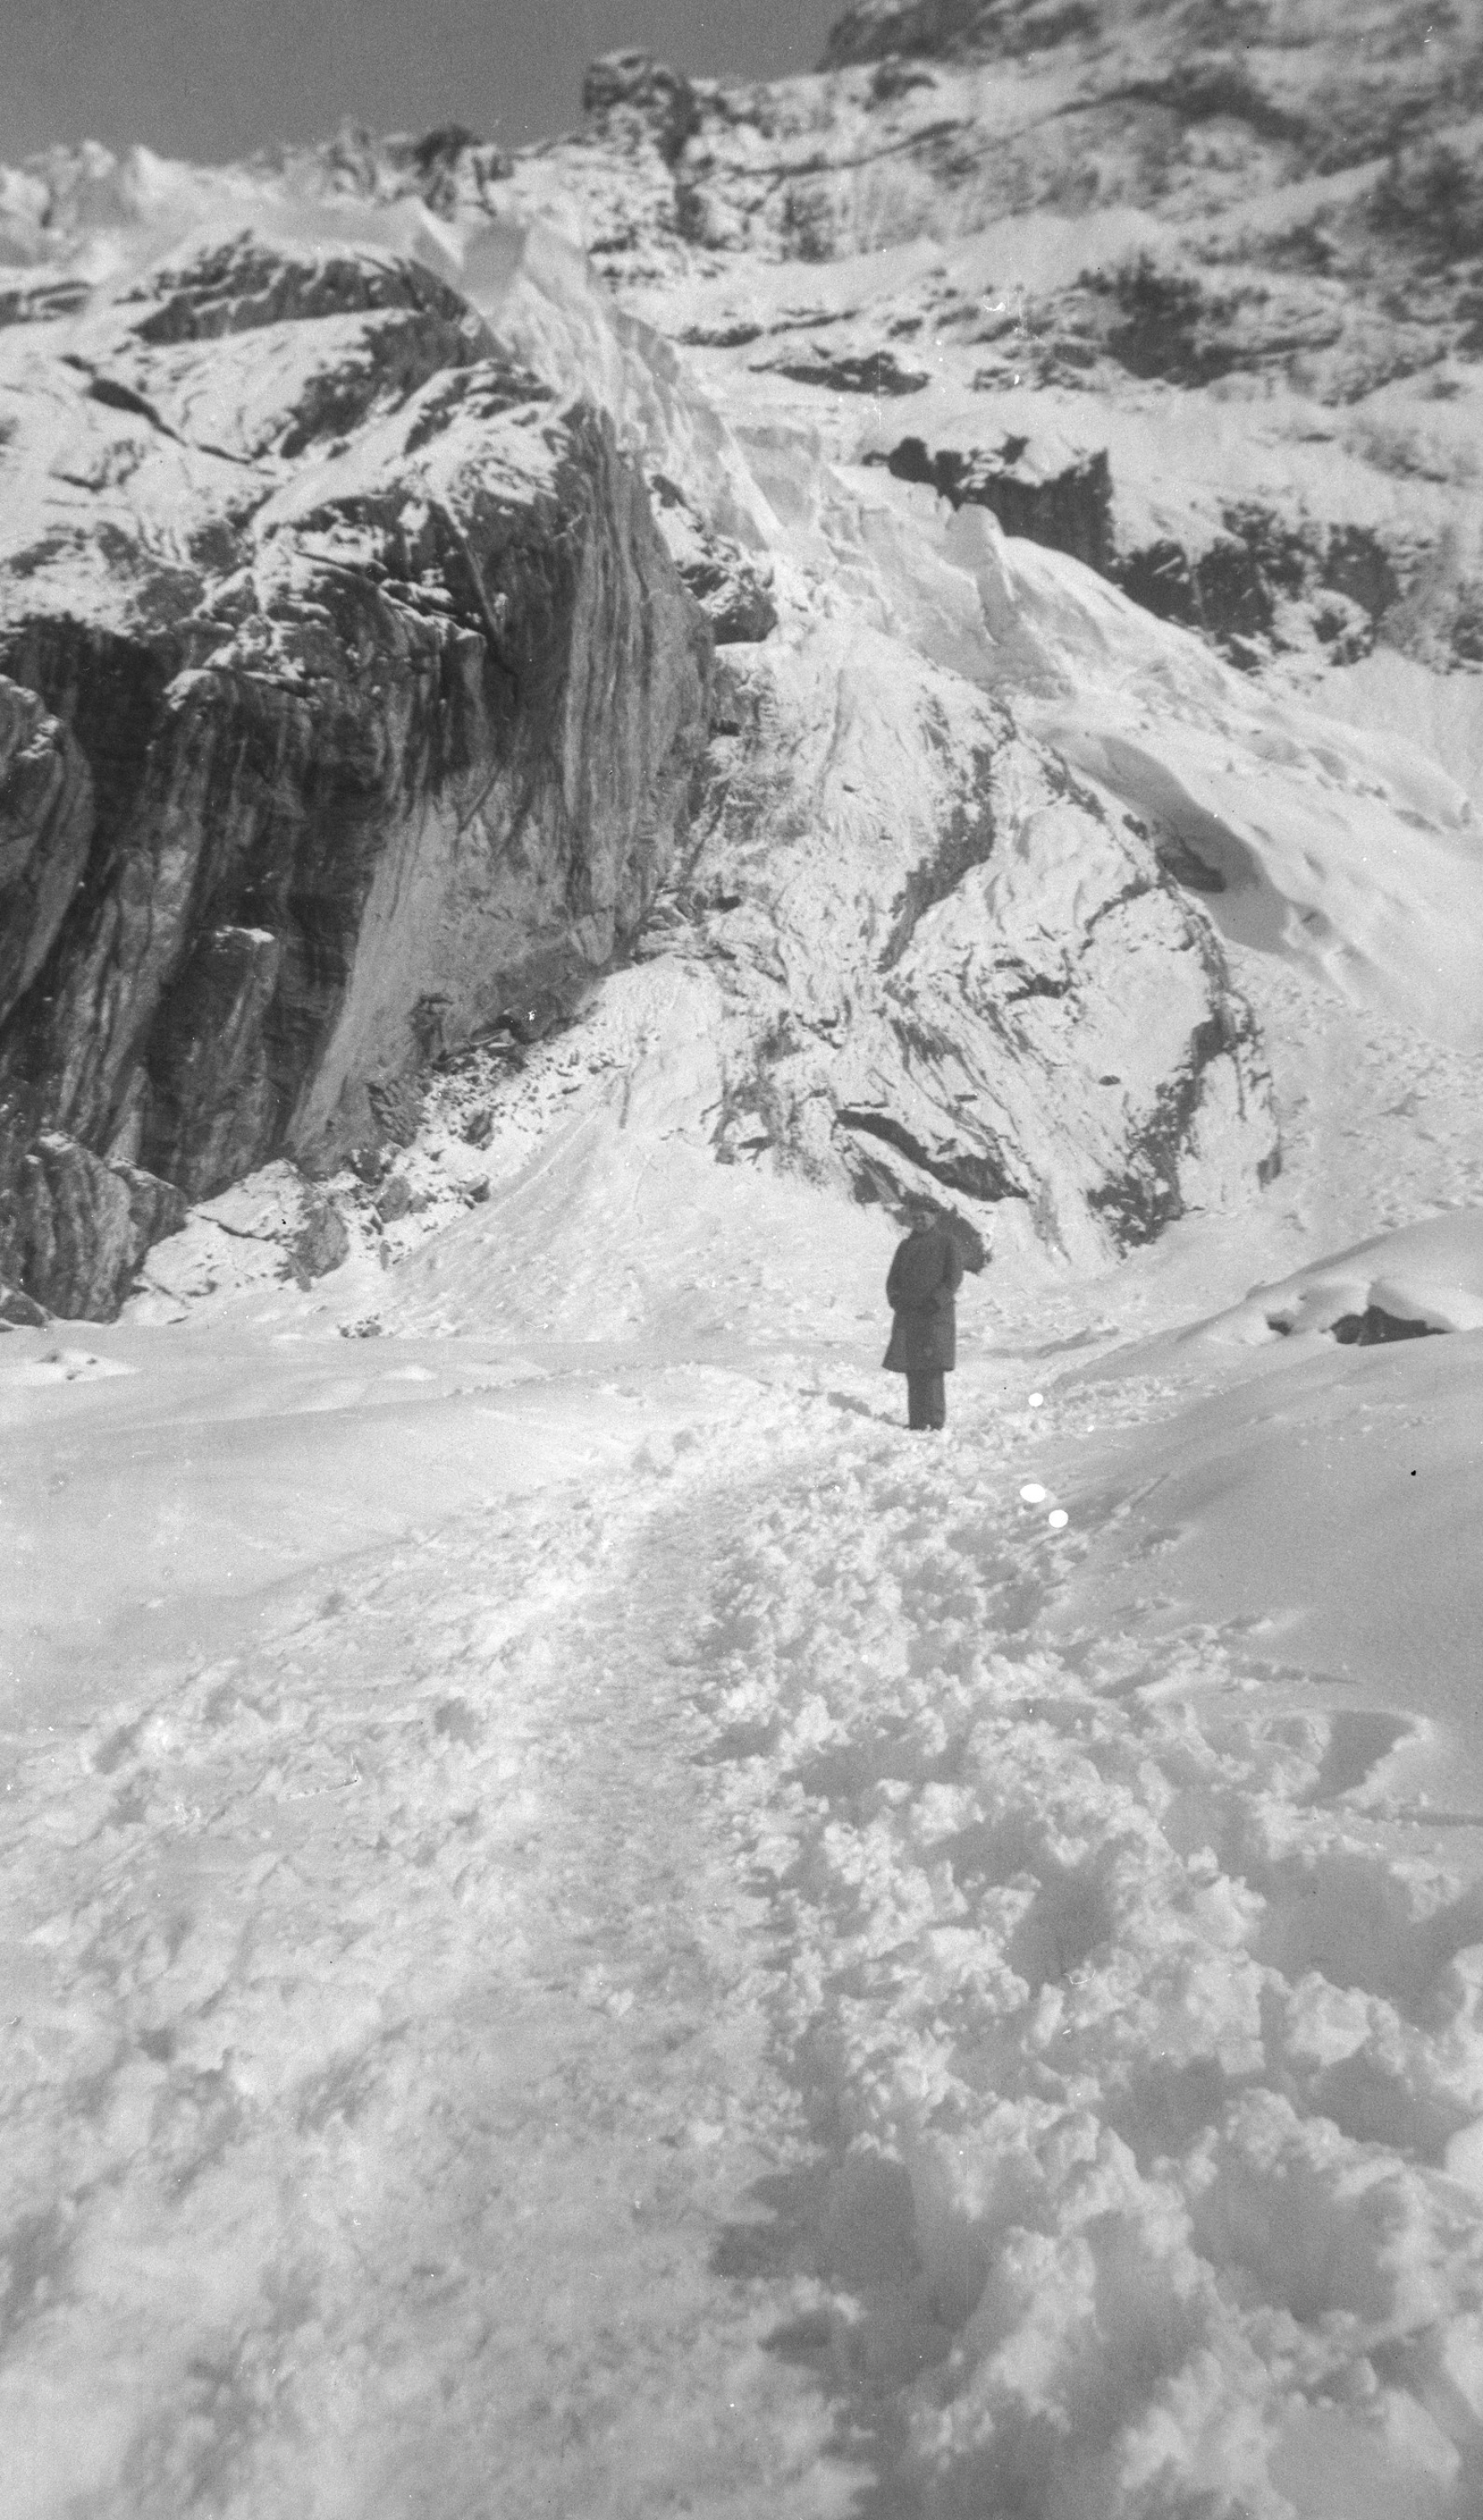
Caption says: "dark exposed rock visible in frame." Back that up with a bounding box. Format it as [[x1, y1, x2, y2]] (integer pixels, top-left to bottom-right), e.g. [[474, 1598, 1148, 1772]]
[[366, 1079, 427, 1149], [124, 238, 487, 346], [1099, 255, 1243, 387], [822, 0, 976, 62], [266, 119, 512, 216], [1370, 138, 1483, 267], [871, 435, 1113, 573], [288, 1188, 350, 1283], [870, 58, 945, 102], [498, 986, 573, 1045], [1087, 995, 1265, 1249], [393, 124, 501, 218], [1113, 57, 1309, 148], [97, 283, 499, 467], [3, 1131, 186, 1317], [877, 764, 998, 969], [677, 319, 766, 349], [375, 1174, 413, 1224], [835, 1105, 1027, 1201], [1145, 829, 1228, 893], [681, 559, 779, 644], [582, 54, 702, 165], [0, 1278, 49, 1326], [649, 475, 778, 643], [820, 0, 1081, 68], [0, 243, 711, 1317], [1324, 527, 1403, 624], [1111, 511, 1403, 664], [402, 358, 554, 454], [1113, 532, 1271, 652], [871, 425, 1405, 664], [1330, 1304, 1443, 1345], [0, 281, 92, 332], [0, 677, 94, 1031], [768, 348, 929, 394]]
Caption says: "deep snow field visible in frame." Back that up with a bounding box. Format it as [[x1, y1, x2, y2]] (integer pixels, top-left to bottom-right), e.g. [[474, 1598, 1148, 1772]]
[[6, 927, 1483, 2520]]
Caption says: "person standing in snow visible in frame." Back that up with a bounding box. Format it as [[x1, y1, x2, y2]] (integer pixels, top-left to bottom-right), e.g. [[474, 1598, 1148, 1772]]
[[884, 1196, 965, 1431]]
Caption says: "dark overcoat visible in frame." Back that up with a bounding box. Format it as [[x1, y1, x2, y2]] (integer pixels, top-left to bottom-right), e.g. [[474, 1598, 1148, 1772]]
[[883, 1222, 964, 1373]]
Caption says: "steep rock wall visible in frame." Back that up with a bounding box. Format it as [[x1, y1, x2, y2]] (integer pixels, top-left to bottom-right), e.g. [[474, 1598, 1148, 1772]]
[[0, 240, 710, 1315], [0, 675, 94, 1029]]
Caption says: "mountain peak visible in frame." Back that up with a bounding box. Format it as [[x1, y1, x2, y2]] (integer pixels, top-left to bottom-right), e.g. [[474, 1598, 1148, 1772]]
[[581, 51, 702, 164]]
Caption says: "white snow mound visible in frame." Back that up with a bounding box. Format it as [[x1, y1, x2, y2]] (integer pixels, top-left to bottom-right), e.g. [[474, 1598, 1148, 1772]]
[[1208, 1208, 1483, 1342]]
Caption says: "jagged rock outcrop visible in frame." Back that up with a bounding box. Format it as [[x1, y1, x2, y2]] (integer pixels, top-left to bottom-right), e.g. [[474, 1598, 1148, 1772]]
[[0, 234, 709, 1315], [8, 1131, 187, 1318], [581, 53, 702, 165], [819, 0, 992, 66], [668, 621, 1276, 1259], [129, 1161, 352, 1311], [491, 0, 1483, 676], [3, 0, 1480, 1312], [865, 424, 1405, 664], [648, 474, 778, 641], [0, 1278, 48, 1326], [870, 434, 1114, 573], [0, 675, 93, 1026]]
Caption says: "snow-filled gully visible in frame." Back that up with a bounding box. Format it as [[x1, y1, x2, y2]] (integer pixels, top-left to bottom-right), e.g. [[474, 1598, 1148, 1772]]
[[9, 1368, 1483, 2519]]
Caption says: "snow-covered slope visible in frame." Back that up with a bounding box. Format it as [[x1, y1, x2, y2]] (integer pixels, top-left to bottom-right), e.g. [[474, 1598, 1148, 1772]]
[[11, 1194, 1483, 2520], [5, 6, 1483, 2516]]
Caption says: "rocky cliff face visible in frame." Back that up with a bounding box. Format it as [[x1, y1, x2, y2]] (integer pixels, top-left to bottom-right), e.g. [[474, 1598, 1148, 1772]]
[[2, 0, 1479, 1316], [676, 618, 1271, 1259], [0, 229, 709, 1314], [514, 0, 1483, 674]]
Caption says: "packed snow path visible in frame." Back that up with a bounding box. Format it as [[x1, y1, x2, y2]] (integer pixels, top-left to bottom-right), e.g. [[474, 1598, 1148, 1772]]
[[7, 1338, 1483, 2518], [3, 1397, 865, 2520]]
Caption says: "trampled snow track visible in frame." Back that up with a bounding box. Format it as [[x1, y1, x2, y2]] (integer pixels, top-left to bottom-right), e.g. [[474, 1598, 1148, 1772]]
[[8, 1354, 1483, 2520], [2, 1431, 862, 2520], [681, 1394, 1483, 2520]]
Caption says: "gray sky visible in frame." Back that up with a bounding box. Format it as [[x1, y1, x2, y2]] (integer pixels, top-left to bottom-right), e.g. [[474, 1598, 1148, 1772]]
[[2, 0, 845, 166]]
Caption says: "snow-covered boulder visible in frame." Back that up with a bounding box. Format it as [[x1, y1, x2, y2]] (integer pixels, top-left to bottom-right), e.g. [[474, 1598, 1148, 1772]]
[[1207, 1209, 1483, 1346], [129, 1161, 353, 1318]]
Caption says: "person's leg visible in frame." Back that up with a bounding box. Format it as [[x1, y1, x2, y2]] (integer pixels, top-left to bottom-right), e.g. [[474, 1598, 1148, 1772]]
[[926, 1369, 946, 1430], [906, 1372, 929, 1429]]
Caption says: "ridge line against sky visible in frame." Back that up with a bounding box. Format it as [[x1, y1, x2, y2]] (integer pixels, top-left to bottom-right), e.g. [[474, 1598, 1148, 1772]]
[[3, 0, 843, 171]]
